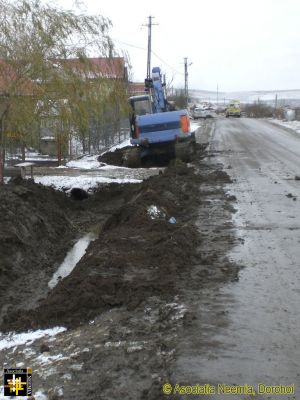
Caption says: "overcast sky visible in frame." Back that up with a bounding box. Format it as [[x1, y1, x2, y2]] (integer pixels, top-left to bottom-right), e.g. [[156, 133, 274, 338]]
[[59, 0, 300, 92]]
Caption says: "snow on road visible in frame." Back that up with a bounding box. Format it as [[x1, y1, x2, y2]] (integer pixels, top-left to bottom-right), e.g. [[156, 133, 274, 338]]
[[270, 118, 300, 134], [190, 121, 201, 133]]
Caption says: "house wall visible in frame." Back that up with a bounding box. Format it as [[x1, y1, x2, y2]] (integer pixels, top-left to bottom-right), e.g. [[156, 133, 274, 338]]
[[40, 139, 57, 156]]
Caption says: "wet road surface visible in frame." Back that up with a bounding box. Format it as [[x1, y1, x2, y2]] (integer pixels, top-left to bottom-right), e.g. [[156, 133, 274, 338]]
[[174, 118, 300, 399]]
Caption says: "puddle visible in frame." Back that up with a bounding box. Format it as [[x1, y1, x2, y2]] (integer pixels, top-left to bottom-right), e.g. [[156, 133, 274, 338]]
[[48, 232, 97, 289]]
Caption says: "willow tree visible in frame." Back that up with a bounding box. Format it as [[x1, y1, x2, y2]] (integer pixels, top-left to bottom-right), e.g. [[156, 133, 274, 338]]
[[64, 57, 130, 154], [0, 0, 114, 174], [4, 93, 38, 161], [106, 78, 130, 144]]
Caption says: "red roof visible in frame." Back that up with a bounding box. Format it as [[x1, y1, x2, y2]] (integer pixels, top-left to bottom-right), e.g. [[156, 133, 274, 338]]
[[62, 57, 127, 80], [0, 57, 128, 95]]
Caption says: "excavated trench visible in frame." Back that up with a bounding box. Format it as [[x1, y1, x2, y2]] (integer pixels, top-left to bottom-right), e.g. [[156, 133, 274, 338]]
[[0, 132, 240, 399]]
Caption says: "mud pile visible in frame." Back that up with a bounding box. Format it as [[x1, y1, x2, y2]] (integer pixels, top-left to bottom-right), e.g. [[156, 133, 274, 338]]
[[0, 147, 241, 400], [2, 162, 203, 331], [98, 142, 207, 168], [98, 147, 128, 166], [0, 179, 79, 322]]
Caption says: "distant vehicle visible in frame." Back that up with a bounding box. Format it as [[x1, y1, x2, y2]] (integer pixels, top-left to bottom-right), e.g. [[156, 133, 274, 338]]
[[193, 107, 215, 119], [203, 108, 215, 118], [193, 107, 206, 119], [226, 101, 241, 118]]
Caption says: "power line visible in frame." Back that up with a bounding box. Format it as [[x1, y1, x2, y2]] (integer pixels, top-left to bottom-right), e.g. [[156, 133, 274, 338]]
[[112, 38, 184, 77], [151, 50, 183, 76], [112, 38, 146, 51]]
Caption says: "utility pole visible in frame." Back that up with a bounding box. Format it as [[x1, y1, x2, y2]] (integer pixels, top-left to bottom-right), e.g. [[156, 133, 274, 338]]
[[143, 16, 158, 81], [184, 57, 192, 108], [163, 73, 167, 97], [274, 93, 278, 118], [217, 84, 219, 105], [184, 57, 188, 107]]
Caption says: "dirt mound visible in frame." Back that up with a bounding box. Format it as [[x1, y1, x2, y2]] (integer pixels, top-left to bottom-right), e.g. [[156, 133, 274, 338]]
[[2, 163, 202, 331], [8, 220, 200, 331], [98, 145, 196, 168], [0, 179, 77, 323], [98, 147, 129, 166], [0, 148, 241, 400], [0, 153, 239, 337]]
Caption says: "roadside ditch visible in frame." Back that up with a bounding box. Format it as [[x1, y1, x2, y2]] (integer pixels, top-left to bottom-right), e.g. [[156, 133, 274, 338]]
[[0, 139, 240, 399]]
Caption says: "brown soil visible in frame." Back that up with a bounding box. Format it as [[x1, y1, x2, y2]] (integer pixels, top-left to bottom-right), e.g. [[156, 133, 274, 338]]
[[2, 162, 204, 331], [0, 140, 240, 399], [0, 179, 77, 324]]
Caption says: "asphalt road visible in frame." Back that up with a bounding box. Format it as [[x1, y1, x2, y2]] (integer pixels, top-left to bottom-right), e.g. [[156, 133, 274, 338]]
[[174, 117, 300, 399]]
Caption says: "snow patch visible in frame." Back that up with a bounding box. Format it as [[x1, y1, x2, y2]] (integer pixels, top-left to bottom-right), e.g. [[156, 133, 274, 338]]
[[62, 373, 72, 381], [66, 154, 131, 171], [104, 340, 126, 348], [104, 340, 146, 351], [0, 327, 66, 350], [37, 367, 57, 379], [22, 347, 36, 358], [165, 302, 187, 321], [33, 175, 142, 192], [22, 348, 36, 358], [69, 363, 83, 371], [190, 122, 200, 133], [101, 138, 132, 155], [82, 347, 90, 352], [126, 341, 147, 352], [33, 390, 48, 400], [0, 386, 48, 400], [271, 119, 300, 134], [66, 155, 101, 170], [100, 164, 129, 170], [16, 362, 25, 367], [147, 205, 166, 220], [35, 353, 68, 365]]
